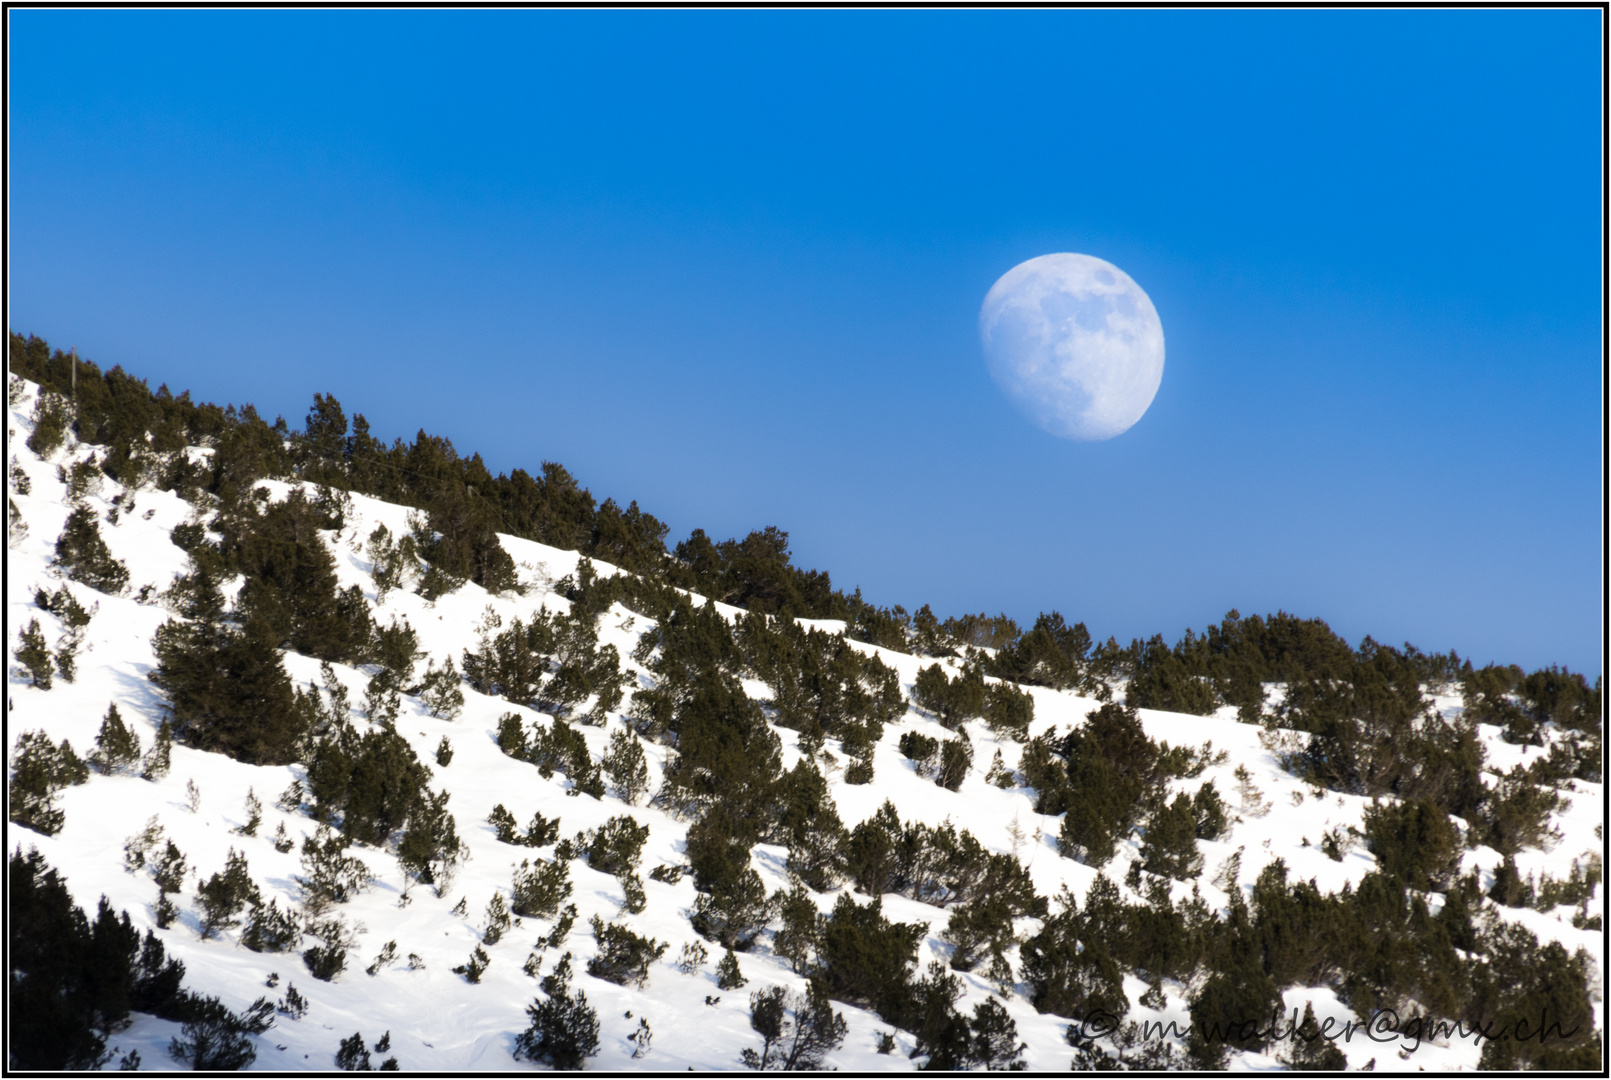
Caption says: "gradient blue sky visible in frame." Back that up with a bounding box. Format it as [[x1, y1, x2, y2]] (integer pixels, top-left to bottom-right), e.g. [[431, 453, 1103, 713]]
[[8, 9, 1603, 676]]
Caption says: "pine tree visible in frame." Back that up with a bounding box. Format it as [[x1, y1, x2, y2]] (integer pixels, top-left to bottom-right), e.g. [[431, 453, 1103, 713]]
[[53, 504, 130, 594], [513, 953, 601, 1069], [1284, 1001, 1347, 1070], [15, 618, 53, 688], [89, 703, 143, 775], [140, 720, 173, 780], [716, 946, 748, 990], [152, 841, 188, 928], [197, 848, 258, 940], [9, 731, 89, 835], [601, 726, 650, 805]]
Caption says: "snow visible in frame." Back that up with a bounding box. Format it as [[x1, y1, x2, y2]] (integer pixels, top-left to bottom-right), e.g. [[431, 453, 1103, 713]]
[[5, 375, 1603, 1071]]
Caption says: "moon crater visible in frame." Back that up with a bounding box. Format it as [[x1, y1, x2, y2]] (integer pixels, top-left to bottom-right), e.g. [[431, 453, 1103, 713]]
[[979, 253, 1165, 442]]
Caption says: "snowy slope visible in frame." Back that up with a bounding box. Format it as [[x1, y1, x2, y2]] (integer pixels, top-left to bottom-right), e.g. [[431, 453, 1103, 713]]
[[5, 376, 1602, 1072]]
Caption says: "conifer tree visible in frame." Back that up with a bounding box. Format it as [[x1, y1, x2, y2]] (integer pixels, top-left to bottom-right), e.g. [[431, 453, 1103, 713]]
[[52, 505, 130, 594], [15, 618, 53, 688], [89, 703, 143, 775], [9, 730, 89, 835], [197, 848, 259, 940], [140, 720, 173, 780], [601, 726, 650, 805], [514, 952, 601, 1069]]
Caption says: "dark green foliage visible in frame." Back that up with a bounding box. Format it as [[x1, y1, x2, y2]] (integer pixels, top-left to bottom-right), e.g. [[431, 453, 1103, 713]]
[[488, 804, 560, 847], [936, 733, 973, 791], [53, 504, 129, 594], [717, 946, 748, 989], [1282, 638, 1487, 817], [627, 595, 743, 740], [982, 681, 1035, 740], [1283, 1001, 1348, 1070], [601, 726, 650, 804], [1126, 633, 1218, 715], [89, 703, 142, 775], [1186, 891, 1279, 1067], [303, 936, 350, 983], [968, 998, 1026, 1071], [14, 617, 53, 688], [1362, 798, 1461, 891], [986, 611, 1091, 691], [515, 952, 601, 1069], [152, 840, 188, 928], [774, 883, 821, 974], [196, 848, 259, 940], [657, 668, 781, 819], [1192, 781, 1228, 840], [9, 849, 189, 1070], [140, 720, 173, 781], [685, 804, 777, 949], [335, 1031, 372, 1071], [1140, 791, 1204, 879], [1467, 922, 1600, 1069], [217, 489, 374, 663], [418, 654, 465, 719], [1020, 889, 1130, 1022], [1038, 703, 1165, 866], [844, 800, 1041, 914], [463, 607, 626, 723], [911, 662, 985, 728], [671, 525, 834, 617], [586, 915, 668, 988], [905, 960, 972, 1068], [9, 730, 89, 835], [769, 759, 849, 891], [306, 723, 432, 846], [294, 826, 372, 914], [36, 584, 94, 628], [939, 895, 1017, 976], [581, 815, 650, 876], [815, 893, 925, 1023], [434, 735, 453, 766], [691, 866, 776, 951], [898, 729, 972, 789], [396, 788, 464, 892], [168, 994, 274, 1071], [149, 573, 303, 765], [242, 899, 301, 954], [1480, 765, 1565, 855], [453, 945, 491, 982], [734, 612, 903, 744], [942, 611, 1022, 653], [742, 980, 849, 1071], [511, 857, 573, 919], [27, 389, 71, 457]]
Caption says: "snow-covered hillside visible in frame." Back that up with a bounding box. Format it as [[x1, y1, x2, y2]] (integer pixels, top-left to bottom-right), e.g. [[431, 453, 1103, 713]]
[[6, 374, 1603, 1071]]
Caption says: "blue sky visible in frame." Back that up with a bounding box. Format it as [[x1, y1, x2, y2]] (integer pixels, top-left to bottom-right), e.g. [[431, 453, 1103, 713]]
[[8, 9, 1602, 676]]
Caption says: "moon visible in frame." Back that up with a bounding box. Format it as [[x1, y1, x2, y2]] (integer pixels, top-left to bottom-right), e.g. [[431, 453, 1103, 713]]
[[979, 253, 1165, 441]]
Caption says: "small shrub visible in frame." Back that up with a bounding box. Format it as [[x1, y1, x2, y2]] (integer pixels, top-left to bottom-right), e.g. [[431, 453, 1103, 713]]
[[583, 815, 650, 876], [514, 952, 601, 1069], [717, 946, 748, 990], [196, 848, 259, 940], [243, 899, 301, 954], [511, 858, 574, 919], [435, 736, 453, 767], [586, 916, 668, 988], [14, 619, 52, 689], [453, 946, 490, 983], [89, 703, 143, 775]]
